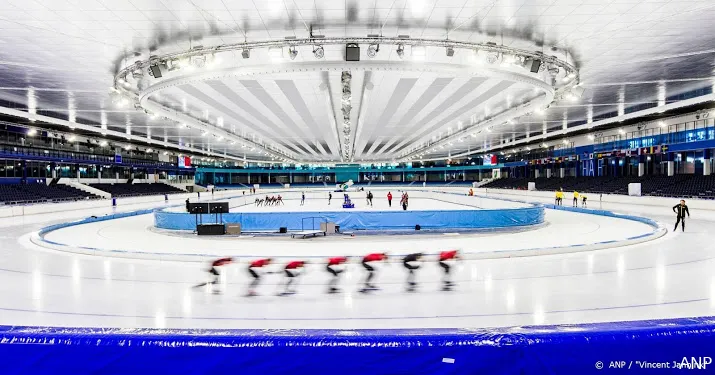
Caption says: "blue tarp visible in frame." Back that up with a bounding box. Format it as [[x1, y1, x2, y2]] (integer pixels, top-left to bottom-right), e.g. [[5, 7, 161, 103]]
[[0, 317, 713, 374], [153, 206, 546, 231]]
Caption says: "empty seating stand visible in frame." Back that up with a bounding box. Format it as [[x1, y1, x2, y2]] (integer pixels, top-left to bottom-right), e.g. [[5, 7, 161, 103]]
[[482, 175, 715, 199], [90, 183, 184, 197], [0, 183, 98, 205]]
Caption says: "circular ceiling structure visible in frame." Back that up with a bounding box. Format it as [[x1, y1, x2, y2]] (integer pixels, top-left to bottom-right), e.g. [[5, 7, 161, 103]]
[[114, 37, 579, 164]]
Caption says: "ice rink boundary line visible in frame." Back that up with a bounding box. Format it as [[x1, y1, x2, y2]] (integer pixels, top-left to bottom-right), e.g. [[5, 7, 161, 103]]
[[30, 201, 666, 262], [0, 297, 707, 322]]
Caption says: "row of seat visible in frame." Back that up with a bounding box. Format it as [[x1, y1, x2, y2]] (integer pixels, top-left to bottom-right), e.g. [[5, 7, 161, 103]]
[[0, 183, 96, 204], [89, 183, 185, 197], [482, 175, 715, 199]]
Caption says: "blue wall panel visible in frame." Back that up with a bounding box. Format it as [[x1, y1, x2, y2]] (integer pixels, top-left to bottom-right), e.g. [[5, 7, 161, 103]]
[[1, 318, 714, 374], [154, 206, 545, 231]]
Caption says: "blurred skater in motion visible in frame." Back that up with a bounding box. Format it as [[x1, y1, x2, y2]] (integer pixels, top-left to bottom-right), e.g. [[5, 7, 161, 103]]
[[367, 191, 374, 206], [280, 260, 306, 296], [387, 191, 392, 207], [326, 256, 348, 293], [360, 252, 388, 292], [301, 192, 305, 206], [438, 250, 460, 291], [672, 199, 690, 232], [193, 257, 233, 294], [403, 253, 423, 292], [581, 193, 587, 208], [328, 191, 332, 205], [246, 258, 273, 297], [277, 194, 284, 205]]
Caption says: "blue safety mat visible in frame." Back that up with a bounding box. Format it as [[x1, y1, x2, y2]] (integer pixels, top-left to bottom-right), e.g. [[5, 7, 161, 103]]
[[0, 317, 714, 374]]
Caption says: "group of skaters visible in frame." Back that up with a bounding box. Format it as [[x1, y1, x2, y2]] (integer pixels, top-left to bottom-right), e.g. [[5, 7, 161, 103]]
[[554, 188, 588, 208], [194, 250, 461, 296], [254, 195, 284, 206]]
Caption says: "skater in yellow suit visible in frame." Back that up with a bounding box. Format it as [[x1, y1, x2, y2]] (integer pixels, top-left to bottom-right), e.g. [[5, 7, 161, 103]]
[[573, 191, 579, 207], [555, 189, 564, 206]]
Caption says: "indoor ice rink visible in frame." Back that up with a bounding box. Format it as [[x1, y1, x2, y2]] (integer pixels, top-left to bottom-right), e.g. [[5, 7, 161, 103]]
[[1, 0, 715, 374]]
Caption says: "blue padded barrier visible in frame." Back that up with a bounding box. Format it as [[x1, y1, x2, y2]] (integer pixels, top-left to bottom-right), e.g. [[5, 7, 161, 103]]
[[0, 317, 714, 374], [153, 206, 546, 231]]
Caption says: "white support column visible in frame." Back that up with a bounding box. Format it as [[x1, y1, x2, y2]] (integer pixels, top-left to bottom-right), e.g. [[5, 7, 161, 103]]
[[546, 169, 552, 178], [638, 163, 645, 177], [667, 161, 675, 176], [704, 160, 712, 176], [559, 168, 565, 178], [535, 170, 540, 179]]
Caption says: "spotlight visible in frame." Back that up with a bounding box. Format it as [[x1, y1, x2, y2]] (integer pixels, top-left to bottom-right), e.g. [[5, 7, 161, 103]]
[[446, 46, 454, 57], [562, 139, 569, 145], [242, 48, 250, 59], [68, 135, 76, 142], [396, 44, 405, 59], [288, 46, 298, 60], [313, 45, 324, 59], [27, 128, 37, 136], [485, 51, 500, 64], [367, 44, 379, 58], [411, 45, 426, 60], [587, 134, 595, 140], [99, 141, 108, 147]]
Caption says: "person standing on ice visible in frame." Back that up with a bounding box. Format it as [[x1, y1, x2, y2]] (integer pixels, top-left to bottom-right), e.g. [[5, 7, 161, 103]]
[[438, 250, 460, 291], [672, 199, 690, 232], [387, 191, 393, 207], [301, 192, 305, 206], [193, 257, 233, 294], [402, 253, 423, 292], [328, 191, 332, 205], [360, 253, 388, 292], [279, 260, 306, 296], [246, 258, 273, 297], [367, 191, 374, 206]]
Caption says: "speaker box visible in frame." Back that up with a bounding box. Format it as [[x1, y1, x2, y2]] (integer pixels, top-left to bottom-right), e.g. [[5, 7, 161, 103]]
[[279, 227, 288, 233], [345, 44, 360, 61]]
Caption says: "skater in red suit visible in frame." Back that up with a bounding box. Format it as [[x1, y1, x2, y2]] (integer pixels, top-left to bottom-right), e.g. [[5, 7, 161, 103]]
[[280, 260, 306, 295], [326, 256, 348, 293], [193, 257, 233, 294], [438, 250, 460, 290], [387, 191, 393, 207], [246, 258, 273, 296], [360, 253, 388, 292]]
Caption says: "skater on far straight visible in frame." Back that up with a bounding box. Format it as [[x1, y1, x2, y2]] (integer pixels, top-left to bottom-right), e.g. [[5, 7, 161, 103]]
[[403, 253, 423, 292], [672, 199, 690, 232], [360, 252, 388, 292], [439, 250, 460, 290], [185, 198, 190, 212], [581, 193, 587, 208], [328, 191, 332, 205], [367, 191, 374, 206], [326, 256, 348, 293], [301, 192, 305, 206], [387, 191, 393, 207], [193, 257, 233, 294], [280, 260, 306, 296], [572, 190, 579, 207]]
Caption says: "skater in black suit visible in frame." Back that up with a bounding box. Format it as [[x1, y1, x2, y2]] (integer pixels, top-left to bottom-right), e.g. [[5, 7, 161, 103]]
[[672, 199, 690, 232]]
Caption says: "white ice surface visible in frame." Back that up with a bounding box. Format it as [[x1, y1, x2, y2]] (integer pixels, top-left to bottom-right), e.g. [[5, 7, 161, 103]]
[[43, 206, 655, 258], [1, 194, 714, 330]]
